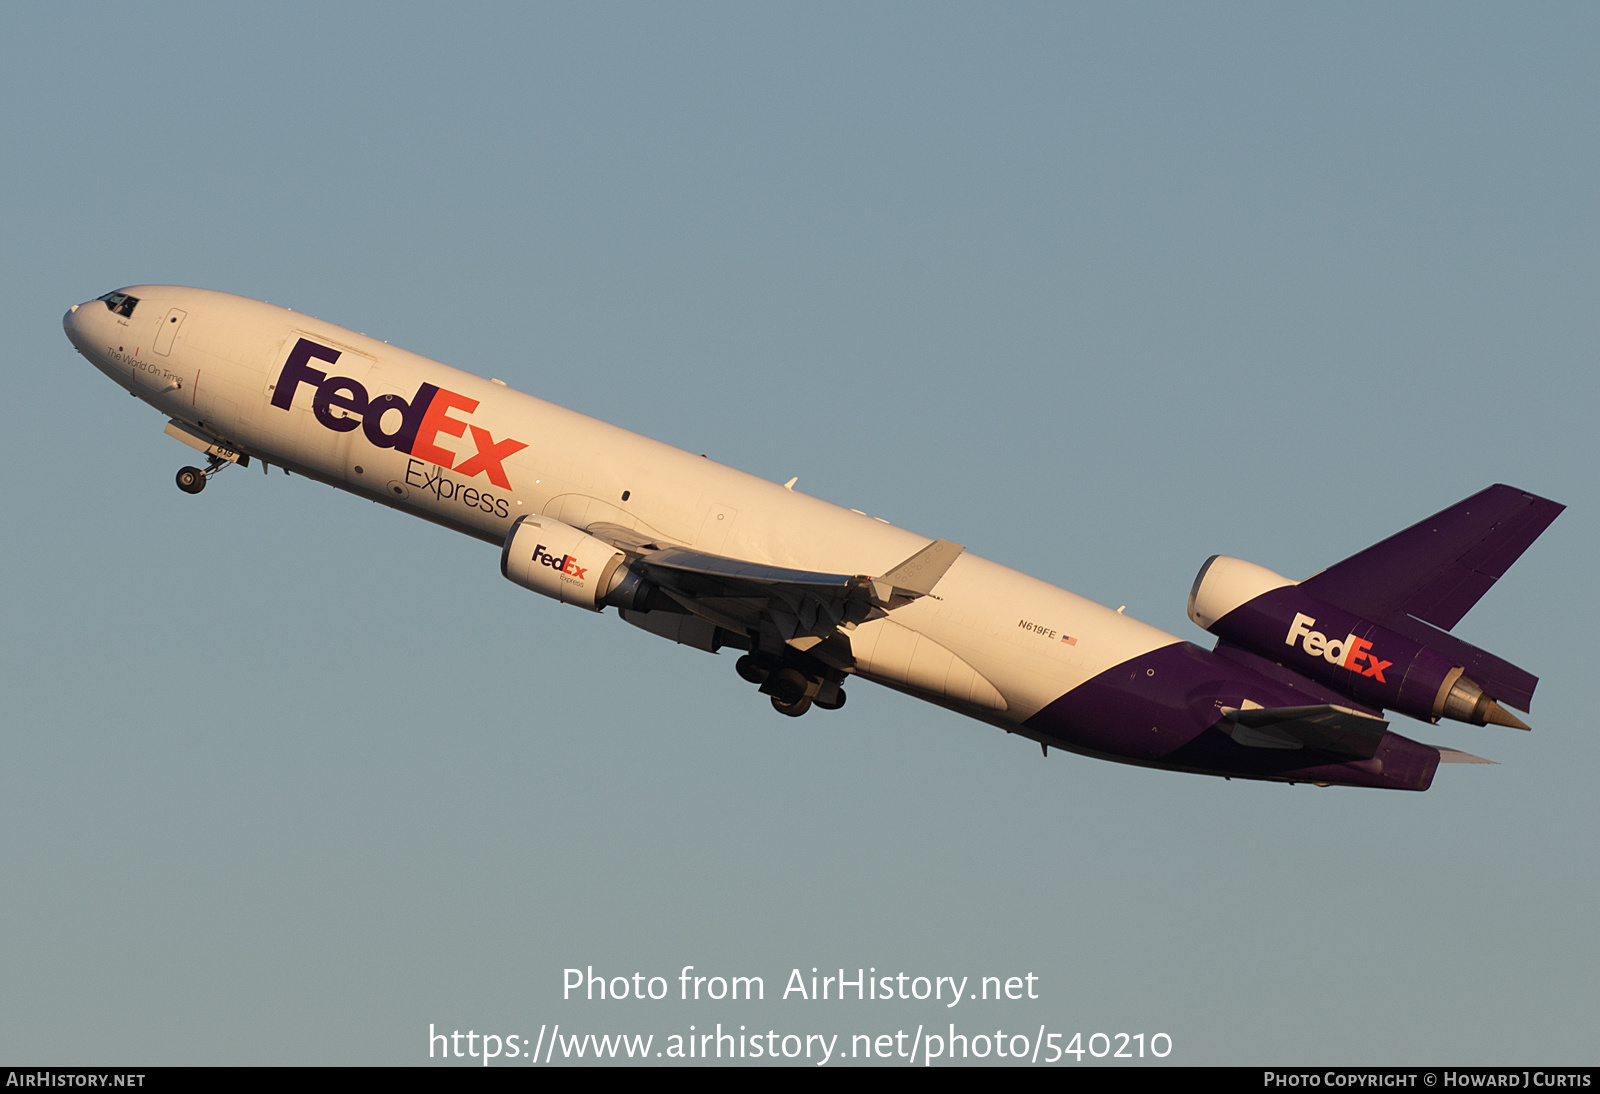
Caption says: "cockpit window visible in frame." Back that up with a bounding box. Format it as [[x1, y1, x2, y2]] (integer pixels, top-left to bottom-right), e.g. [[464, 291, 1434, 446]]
[[98, 291, 139, 318]]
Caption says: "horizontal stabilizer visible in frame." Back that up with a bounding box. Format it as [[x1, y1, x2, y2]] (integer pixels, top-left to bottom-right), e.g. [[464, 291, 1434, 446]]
[[1220, 704, 1390, 760], [1435, 747, 1497, 765], [1301, 484, 1563, 631]]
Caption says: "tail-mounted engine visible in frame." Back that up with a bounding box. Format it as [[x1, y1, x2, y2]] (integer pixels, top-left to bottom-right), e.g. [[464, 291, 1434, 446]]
[[1187, 555, 1530, 729]]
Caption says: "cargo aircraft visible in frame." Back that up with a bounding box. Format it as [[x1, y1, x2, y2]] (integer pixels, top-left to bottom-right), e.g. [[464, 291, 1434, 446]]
[[63, 286, 1563, 791]]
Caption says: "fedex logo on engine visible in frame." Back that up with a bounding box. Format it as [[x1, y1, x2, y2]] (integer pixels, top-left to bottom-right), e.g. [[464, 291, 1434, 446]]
[[272, 338, 528, 489], [532, 544, 587, 582], [1285, 613, 1392, 682]]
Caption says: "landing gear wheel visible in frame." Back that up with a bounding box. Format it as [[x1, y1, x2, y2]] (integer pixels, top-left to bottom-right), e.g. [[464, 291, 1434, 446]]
[[814, 689, 846, 711], [735, 654, 771, 685], [764, 667, 810, 706], [772, 695, 813, 717], [176, 466, 207, 494]]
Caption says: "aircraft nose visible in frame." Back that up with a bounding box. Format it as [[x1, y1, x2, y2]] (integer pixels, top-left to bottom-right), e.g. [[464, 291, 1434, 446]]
[[63, 302, 85, 346]]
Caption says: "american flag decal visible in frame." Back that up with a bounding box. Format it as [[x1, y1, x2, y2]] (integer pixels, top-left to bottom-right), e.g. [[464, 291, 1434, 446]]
[[1062, 635, 1077, 646]]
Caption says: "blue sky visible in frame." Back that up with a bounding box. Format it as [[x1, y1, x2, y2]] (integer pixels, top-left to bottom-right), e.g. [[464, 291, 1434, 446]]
[[2, 3, 1595, 1065]]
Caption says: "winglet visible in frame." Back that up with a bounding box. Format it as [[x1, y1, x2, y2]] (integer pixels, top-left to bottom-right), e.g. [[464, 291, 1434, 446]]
[[878, 539, 964, 597]]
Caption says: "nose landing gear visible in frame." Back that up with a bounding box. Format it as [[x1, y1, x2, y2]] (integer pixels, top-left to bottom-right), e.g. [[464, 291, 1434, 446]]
[[175, 452, 240, 495]]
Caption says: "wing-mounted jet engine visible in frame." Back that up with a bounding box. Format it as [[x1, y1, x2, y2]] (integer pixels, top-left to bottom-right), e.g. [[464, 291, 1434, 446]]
[[1187, 485, 1564, 731], [501, 514, 635, 611], [500, 512, 968, 717]]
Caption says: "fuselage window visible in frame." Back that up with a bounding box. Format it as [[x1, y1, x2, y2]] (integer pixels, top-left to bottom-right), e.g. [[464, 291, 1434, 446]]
[[98, 291, 139, 317]]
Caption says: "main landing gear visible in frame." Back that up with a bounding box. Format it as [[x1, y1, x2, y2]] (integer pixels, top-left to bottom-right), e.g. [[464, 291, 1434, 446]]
[[736, 651, 847, 718], [175, 453, 237, 495]]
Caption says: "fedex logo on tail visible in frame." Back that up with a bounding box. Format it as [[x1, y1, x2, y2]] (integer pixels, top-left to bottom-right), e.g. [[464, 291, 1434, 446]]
[[1285, 613, 1392, 682], [272, 338, 528, 489]]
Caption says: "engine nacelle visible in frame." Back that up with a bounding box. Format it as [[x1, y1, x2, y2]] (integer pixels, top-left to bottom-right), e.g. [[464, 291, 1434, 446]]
[[501, 514, 628, 611], [1188, 555, 1527, 729], [1187, 555, 1297, 630]]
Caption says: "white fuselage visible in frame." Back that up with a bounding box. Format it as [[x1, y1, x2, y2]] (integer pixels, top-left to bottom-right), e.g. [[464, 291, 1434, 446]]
[[65, 285, 1182, 736]]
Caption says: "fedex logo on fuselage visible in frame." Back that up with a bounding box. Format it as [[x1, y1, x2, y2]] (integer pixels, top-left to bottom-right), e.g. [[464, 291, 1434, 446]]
[[532, 544, 587, 582], [1285, 613, 1392, 682], [272, 338, 528, 489]]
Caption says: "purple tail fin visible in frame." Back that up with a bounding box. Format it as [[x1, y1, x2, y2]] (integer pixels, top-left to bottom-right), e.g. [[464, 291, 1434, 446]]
[[1297, 484, 1562, 712], [1301, 484, 1563, 630]]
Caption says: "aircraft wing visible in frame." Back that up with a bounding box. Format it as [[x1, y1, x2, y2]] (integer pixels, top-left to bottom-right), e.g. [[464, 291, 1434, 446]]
[[586, 522, 964, 641]]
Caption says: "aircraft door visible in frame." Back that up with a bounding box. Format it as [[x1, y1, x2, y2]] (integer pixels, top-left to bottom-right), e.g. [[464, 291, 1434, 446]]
[[153, 308, 187, 355], [132, 306, 191, 399]]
